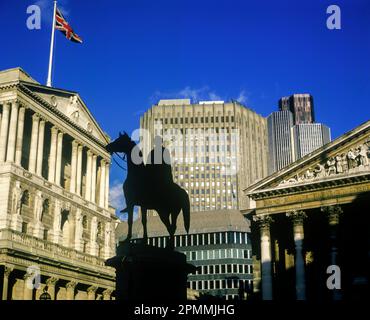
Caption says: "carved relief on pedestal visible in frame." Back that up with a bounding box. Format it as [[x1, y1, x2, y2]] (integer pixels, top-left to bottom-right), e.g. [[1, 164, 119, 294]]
[[279, 137, 370, 186]]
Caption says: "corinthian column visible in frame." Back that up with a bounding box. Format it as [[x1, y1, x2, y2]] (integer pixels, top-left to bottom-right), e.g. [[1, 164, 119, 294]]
[[85, 150, 92, 201], [48, 126, 58, 182], [28, 113, 40, 173], [70, 140, 78, 193], [76, 145, 83, 196], [0, 102, 10, 162], [87, 286, 97, 301], [66, 281, 77, 300], [91, 155, 97, 203], [254, 215, 273, 300], [6, 101, 19, 162], [99, 159, 106, 207], [287, 210, 307, 300], [36, 120, 45, 176], [15, 107, 26, 166], [55, 131, 63, 185], [2, 266, 13, 301], [321, 205, 343, 300], [105, 162, 110, 209]]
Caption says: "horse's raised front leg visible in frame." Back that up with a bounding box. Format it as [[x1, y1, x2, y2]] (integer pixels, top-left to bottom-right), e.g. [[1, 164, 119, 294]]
[[141, 207, 148, 241]]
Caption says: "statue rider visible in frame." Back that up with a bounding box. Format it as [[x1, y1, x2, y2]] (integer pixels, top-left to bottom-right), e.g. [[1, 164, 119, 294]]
[[146, 136, 173, 191]]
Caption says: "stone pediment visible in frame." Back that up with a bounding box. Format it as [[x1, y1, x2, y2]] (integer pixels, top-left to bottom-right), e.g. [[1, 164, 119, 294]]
[[22, 83, 109, 145], [245, 120, 370, 196]]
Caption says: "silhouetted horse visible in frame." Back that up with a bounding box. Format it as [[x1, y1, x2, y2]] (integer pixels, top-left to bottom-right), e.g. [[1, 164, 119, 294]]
[[106, 132, 190, 248]]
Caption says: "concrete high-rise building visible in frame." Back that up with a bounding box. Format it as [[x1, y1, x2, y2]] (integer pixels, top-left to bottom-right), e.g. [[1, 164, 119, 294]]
[[267, 110, 294, 174], [291, 123, 331, 159], [122, 99, 268, 300], [0, 68, 116, 300], [279, 94, 315, 124], [140, 99, 268, 211]]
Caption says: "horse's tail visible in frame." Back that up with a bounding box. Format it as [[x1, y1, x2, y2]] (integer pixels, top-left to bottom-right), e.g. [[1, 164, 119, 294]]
[[181, 188, 190, 234]]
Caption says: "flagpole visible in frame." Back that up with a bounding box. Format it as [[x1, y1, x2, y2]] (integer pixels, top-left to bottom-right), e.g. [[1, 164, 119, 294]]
[[46, 1, 57, 87]]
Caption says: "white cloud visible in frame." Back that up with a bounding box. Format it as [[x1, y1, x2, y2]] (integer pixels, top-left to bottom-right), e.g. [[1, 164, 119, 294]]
[[151, 86, 224, 103], [236, 90, 249, 105], [109, 180, 125, 212]]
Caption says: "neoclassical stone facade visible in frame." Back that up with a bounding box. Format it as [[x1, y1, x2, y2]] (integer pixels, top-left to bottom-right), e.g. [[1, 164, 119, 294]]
[[244, 120, 370, 300], [0, 68, 116, 300]]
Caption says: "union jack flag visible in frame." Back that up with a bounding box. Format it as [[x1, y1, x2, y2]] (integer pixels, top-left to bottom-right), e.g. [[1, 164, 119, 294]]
[[55, 7, 82, 44]]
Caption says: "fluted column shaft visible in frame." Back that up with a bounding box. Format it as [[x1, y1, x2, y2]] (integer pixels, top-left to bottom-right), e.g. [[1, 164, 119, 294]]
[[0, 102, 10, 162], [6, 101, 19, 162], [70, 141, 78, 193], [99, 159, 106, 207], [48, 127, 58, 182], [287, 210, 307, 300], [28, 114, 40, 173], [87, 286, 97, 301], [255, 215, 273, 300], [91, 155, 97, 203], [36, 120, 45, 176], [23, 274, 33, 300], [15, 107, 25, 165], [321, 205, 343, 300], [66, 281, 77, 300], [46, 278, 58, 300], [55, 132, 63, 185], [85, 151, 92, 201], [76, 145, 83, 196], [2, 266, 13, 300], [105, 162, 110, 209]]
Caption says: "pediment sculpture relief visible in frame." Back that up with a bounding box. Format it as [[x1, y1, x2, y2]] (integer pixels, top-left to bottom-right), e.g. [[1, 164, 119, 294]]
[[68, 95, 80, 123], [279, 138, 370, 186]]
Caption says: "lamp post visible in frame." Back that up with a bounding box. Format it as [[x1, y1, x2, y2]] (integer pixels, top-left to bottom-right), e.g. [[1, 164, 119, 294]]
[[39, 286, 51, 300]]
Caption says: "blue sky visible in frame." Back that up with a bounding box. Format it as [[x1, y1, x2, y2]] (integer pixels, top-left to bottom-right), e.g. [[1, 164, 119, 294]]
[[1, 0, 370, 211]]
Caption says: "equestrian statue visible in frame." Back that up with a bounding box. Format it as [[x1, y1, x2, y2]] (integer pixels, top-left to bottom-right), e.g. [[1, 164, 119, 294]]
[[106, 132, 190, 248]]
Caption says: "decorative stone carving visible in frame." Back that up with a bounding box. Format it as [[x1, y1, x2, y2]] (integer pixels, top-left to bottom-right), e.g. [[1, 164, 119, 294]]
[[86, 122, 93, 133], [50, 95, 58, 107], [34, 190, 43, 221], [279, 137, 370, 186], [11, 181, 23, 215]]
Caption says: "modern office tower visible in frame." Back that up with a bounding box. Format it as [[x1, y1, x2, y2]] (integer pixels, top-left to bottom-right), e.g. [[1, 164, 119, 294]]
[[140, 99, 268, 212], [291, 123, 331, 159], [279, 94, 315, 124], [267, 110, 294, 174], [117, 209, 253, 301]]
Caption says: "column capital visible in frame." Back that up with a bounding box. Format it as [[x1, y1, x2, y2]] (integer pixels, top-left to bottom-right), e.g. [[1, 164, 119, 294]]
[[1, 100, 11, 108], [286, 210, 307, 226], [321, 205, 343, 226], [103, 288, 113, 296], [87, 286, 98, 294], [51, 126, 59, 134], [66, 281, 77, 290], [32, 113, 40, 121], [46, 277, 59, 286], [72, 140, 79, 148], [4, 265, 14, 277], [253, 214, 274, 230], [87, 149, 93, 157]]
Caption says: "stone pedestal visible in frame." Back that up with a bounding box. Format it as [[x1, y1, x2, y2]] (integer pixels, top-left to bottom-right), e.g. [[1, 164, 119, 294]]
[[106, 241, 196, 301]]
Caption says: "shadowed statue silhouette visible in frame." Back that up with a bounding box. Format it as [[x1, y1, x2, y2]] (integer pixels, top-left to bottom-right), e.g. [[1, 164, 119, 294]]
[[106, 132, 190, 248]]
